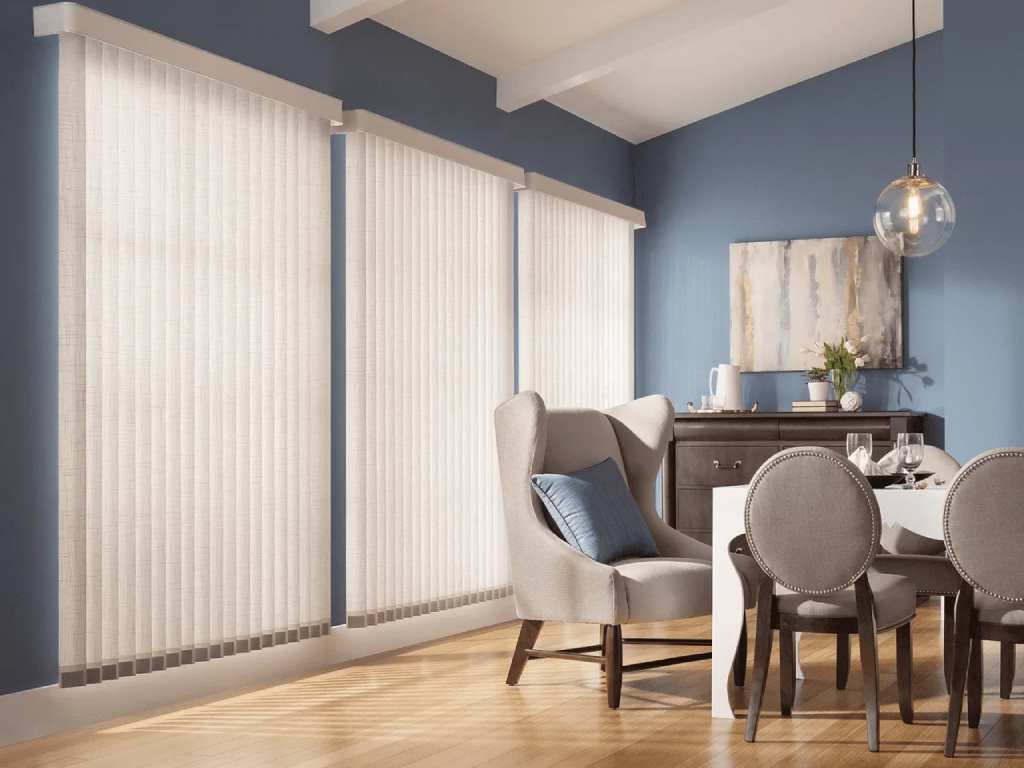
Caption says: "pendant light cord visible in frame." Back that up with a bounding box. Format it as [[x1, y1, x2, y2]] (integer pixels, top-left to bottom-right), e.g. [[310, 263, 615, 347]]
[[911, 0, 917, 160]]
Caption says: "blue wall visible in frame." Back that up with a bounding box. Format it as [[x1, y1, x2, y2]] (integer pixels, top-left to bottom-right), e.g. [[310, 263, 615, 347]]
[[942, 0, 1024, 459], [634, 34, 947, 441], [0, 0, 633, 697]]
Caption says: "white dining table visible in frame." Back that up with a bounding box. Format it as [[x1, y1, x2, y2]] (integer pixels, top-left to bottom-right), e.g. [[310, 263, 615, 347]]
[[710, 484, 946, 718]]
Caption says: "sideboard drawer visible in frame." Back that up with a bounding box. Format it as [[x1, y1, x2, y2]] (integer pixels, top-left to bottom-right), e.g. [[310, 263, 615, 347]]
[[674, 418, 779, 443], [676, 445, 779, 488], [779, 417, 892, 443]]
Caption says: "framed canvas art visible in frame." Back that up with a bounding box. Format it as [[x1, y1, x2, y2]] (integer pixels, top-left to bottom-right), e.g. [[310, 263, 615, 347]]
[[729, 236, 902, 372]]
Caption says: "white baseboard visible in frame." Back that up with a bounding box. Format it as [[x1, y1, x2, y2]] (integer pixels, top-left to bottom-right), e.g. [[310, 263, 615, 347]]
[[0, 597, 515, 747]]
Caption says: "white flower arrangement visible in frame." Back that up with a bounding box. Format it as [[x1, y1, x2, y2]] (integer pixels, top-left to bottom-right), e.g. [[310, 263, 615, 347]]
[[803, 336, 870, 399]]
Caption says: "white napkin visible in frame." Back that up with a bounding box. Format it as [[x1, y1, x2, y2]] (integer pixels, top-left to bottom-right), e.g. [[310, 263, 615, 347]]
[[876, 449, 901, 474], [848, 445, 881, 475]]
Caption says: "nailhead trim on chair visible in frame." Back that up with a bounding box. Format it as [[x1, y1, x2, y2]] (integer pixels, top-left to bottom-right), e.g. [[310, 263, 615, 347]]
[[943, 449, 1024, 603], [744, 447, 880, 596]]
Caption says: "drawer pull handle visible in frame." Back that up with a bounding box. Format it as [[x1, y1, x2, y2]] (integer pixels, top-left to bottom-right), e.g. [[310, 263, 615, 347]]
[[713, 459, 743, 471]]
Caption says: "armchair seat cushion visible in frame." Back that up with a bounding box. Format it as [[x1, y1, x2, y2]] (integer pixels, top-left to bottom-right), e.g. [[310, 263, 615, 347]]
[[873, 553, 960, 596], [775, 570, 916, 630], [976, 592, 1024, 626], [612, 557, 712, 622]]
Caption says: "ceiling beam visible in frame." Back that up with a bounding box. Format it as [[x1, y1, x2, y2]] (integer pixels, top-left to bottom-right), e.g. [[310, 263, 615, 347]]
[[310, 0, 411, 34], [496, 0, 790, 112]]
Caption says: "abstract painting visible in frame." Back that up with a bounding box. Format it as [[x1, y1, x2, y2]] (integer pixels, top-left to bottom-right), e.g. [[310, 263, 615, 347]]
[[729, 236, 902, 372]]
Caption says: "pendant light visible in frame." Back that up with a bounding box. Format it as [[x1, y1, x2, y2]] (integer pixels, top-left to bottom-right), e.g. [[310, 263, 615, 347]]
[[873, 0, 955, 257]]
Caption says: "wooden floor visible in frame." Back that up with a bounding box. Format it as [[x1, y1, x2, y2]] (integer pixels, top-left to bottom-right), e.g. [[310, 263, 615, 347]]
[[5, 598, 1024, 767]]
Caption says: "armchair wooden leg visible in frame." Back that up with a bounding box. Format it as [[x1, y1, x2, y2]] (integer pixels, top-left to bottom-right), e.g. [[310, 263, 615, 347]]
[[733, 619, 747, 687], [604, 624, 623, 709], [745, 579, 774, 743], [779, 627, 796, 718], [944, 595, 955, 693], [945, 585, 974, 758], [968, 630, 983, 728], [896, 623, 914, 724], [506, 620, 543, 686], [854, 579, 881, 753], [1001, 642, 1015, 699], [836, 633, 850, 690]]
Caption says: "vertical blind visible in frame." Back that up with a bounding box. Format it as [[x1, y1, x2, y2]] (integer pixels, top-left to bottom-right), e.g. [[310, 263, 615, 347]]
[[345, 130, 514, 627], [57, 34, 331, 687], [517, 189, 636, 409]]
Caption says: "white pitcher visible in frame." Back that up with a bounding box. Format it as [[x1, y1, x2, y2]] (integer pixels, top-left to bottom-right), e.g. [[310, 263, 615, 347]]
[[708, 363, 743, 411]]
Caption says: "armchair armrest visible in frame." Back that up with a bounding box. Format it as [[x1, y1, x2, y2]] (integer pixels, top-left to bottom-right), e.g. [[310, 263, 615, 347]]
[[509, 526, 628, 625]]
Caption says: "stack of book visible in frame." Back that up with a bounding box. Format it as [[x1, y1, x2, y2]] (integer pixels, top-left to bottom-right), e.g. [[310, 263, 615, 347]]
[[792, 400, 839, 413]]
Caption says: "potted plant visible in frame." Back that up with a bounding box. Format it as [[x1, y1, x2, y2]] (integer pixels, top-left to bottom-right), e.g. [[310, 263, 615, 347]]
[[805, 367, 831, 401], [802, 337, 870, 401]]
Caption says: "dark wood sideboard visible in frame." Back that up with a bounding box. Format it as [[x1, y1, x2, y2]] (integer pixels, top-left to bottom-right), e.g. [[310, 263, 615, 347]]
[[661, 411, 925, 545]]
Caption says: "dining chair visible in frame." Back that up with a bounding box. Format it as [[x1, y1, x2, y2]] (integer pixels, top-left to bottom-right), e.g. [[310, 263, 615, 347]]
[[874, 445, 962, 691], [943, 449, 1024, 757], [493, 391, 765, 708], [744, 447, 917, 752]]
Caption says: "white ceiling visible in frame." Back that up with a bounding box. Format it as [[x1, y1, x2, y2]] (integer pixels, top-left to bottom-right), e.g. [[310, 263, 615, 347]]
[[324, 0, 944, 144]]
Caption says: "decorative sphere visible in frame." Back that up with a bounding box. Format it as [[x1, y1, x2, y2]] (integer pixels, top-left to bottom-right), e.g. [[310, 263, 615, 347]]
[[840, 390, 863, 413], [873, 172, 956, 257]]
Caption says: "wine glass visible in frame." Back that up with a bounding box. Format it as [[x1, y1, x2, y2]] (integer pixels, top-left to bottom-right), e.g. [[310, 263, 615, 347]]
[[897, 432, 925, 487], [846, 433, 873, 467]]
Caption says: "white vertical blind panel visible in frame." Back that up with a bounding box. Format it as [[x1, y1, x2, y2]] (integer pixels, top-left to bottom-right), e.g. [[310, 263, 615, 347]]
[[345, 132, 513, 627], [517, 189, 635, 409], [58, 34, 331, 687]]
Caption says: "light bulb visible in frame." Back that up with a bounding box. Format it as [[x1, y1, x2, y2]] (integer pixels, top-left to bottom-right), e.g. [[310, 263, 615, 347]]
[[873, 162, 956, 257], [906, 189, 921, 235]]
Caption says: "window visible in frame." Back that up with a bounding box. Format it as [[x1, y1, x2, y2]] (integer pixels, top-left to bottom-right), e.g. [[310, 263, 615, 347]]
[[56, 31, 332, 686], [343, 113, 518, 626]]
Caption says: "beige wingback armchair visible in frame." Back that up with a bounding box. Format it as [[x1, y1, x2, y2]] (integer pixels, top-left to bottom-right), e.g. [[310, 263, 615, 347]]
[[494, 391, 761, 708]]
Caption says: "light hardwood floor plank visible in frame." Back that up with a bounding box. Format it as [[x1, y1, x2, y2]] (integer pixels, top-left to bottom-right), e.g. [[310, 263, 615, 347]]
[[4, 599, 1024, 767]]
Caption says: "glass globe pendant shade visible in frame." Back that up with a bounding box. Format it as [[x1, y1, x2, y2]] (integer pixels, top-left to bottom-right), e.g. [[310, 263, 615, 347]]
[[873, 161, 956, 257]]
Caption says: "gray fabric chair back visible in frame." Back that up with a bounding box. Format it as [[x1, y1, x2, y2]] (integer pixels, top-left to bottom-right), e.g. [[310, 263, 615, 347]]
[[745, 447, 880, 594], [920, 445, 961, 484], [944, 449, 1024, 603]]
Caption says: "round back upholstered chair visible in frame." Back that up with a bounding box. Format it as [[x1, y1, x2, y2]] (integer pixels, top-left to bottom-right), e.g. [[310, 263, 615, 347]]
[[493, 391, 764, 709], [743, 447, 917, 753], [875, 445, 963, 692], [942, 449, 1024, 757]]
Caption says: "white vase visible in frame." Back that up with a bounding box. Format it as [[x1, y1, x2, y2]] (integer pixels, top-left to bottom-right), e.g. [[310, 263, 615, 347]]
[[807, 381, 831, 401]]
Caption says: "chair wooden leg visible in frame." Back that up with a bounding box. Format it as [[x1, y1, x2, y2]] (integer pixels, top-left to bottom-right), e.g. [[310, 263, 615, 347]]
[[944, 595, 955, 694], [745, 579, 774, 743], [599, 625, 606, 673], [836, 633, 850, 690], [779, 626, 796, 717], [604, 624, 623, 709], [1001, 641, 1015, 699], [733, 618, 747, 687], [896, 623, 914, 724], [854, 576, 880, 753], [506, 620, 543, 686], [945, 585, 974, 758], [968, 629, 983, 728]]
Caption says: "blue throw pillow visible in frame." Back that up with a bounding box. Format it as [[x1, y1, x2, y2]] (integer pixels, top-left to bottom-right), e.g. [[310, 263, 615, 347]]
[[531, 457, 659, 564]]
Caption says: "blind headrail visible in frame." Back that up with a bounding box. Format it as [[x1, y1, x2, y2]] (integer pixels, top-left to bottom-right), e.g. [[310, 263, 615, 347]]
[[523, 172, 646, 229], [337, 109, 526, 188], [34, 2, 345, 125]]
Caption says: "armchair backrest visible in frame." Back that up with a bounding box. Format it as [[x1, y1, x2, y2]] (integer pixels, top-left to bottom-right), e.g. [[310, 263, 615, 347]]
[[493, 391, 674, 585], [745, 447, 880, 594], [944, 449, 1024, 603]]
